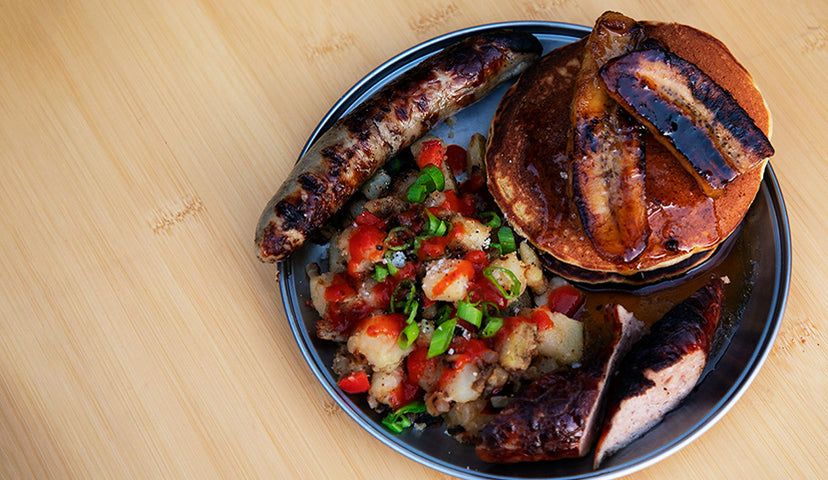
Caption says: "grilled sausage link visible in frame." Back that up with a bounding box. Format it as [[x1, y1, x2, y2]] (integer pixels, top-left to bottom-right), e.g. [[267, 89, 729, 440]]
[[255, 31, 542, 262]]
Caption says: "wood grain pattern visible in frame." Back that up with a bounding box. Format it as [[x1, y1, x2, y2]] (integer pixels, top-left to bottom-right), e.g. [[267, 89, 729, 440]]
[[1, 0, 826, 479]]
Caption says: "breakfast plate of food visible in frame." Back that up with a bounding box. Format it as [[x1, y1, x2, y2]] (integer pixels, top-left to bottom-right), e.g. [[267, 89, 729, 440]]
[[255, 13, 790, 479]]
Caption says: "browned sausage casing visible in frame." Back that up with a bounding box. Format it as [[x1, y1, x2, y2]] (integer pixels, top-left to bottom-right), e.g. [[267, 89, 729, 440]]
[[593, 277, 724, 467], [255, 31, 542, 262], [475, 304, 644, 463]]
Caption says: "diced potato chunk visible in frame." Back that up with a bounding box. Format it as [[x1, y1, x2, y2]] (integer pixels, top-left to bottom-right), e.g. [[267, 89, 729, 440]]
[[441, 362, 482, 404], [347, 314, 412, 373], [497, 321, 538, 371], [519, 242, 547, 294], [488, 252, 529, 299], [445, 399, 493, 439], [308, 271, 335, 318], [368, 368, 404, 409], [466, 133, 486, 175], [410, 134, 444, 159], [421, 258, 474, 302], [449, 214, 491, 252], [535, 309, 584, 365]]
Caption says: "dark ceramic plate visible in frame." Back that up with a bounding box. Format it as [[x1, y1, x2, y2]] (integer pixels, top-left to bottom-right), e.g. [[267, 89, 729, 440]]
[[276, 22, 791, 480]]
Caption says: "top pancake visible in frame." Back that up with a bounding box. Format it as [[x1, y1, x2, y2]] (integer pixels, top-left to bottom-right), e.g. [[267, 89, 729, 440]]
[[486, 22, 771, 278]]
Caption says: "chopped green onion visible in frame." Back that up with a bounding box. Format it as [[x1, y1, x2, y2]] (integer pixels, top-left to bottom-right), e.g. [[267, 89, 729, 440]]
[[382, 401, 427, 433], [407, 183, 428, 203], [424, 210, 448, 237], [434, 220, 447, 237], [396, 400, 427, 415], [497, 227, 517, 255], [427, 317, 456, 358], [479, 301, 499, 317], [480, 211, 501, 229], [382, 414, 411, 433], [384, 226, 413, 251], [406, 301, 419, 323], [373, 265, 389, 282], [397, 320, 419, 349], [391, 280, 416, 313], [456, 300, 483, 328], [483, 266, 521, 300], [387, 261, 398, 276], [419, 164, 445, 192], [479, 316, 504, 338], [406, 165, 445, 203], [435, 304, 452, 324]]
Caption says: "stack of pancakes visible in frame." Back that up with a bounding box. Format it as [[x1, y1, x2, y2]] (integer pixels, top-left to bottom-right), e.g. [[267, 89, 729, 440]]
[[486, 20, 772, 285]]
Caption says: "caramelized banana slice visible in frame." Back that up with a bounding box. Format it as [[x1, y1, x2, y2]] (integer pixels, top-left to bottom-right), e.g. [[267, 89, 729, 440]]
[[570, 11, 649, 263], [599, 47, 775, 197]]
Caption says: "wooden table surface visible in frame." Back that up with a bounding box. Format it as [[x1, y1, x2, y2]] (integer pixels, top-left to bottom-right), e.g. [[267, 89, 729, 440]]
[[2, 0, 826, 478]]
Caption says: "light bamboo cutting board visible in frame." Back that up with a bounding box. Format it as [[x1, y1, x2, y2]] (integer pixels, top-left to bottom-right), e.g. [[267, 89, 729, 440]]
[[1, 0, 826, 479]]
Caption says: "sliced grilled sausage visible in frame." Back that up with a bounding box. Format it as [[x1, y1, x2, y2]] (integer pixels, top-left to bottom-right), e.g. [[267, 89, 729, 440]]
[[593, 277, 725, 467], [475, 304, 644, 463], [255, 31, 542, 262]]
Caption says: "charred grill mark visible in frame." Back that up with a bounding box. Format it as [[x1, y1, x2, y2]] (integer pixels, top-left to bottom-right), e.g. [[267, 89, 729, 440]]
[[394, 105, 410, 122], [298, 173, 325, 194], [414, 92, 429, 112], [259, 222, 290, 259], [276, 198, 306, 230]]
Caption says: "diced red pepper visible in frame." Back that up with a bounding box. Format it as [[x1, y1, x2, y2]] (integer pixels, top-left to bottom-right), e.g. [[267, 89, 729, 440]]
[[406, 347, 431, 385], [459, 172, 486, 194], [547, 285, 584, 317], [417, 235, 451, 260], [529, 305, 555, 330], [355, 211, 386, 229], [464, 250, 488, 265], [445, 144, 467, 175], [429, 190, 475, 217], [416, 140, 445, 169], [338, 371, 370, 394], [347, 224, 386, 276], [388, 378, 421, 410]]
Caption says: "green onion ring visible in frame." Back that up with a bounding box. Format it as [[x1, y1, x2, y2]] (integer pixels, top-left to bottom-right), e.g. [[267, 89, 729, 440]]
[[397, 320, 419, 349], [391, 279, 416, 313], [419, 164, 445, 192], [435, 304, 452, 324], [384, 226, 413, 251], [372, 265, 389, 282], [483, 266, 521, 300], [406, 183, 427, 203], [381, 401, 427, 433]]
